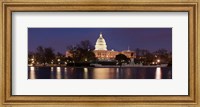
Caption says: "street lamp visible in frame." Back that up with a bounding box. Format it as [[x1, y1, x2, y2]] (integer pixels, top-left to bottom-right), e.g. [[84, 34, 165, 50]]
[[57, 58, 60, 66], [157, 59, 160, 65], [31, 58, 35, 66]]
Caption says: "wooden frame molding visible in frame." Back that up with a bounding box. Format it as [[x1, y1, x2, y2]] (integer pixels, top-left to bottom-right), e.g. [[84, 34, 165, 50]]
[[0, 0, 199, 107]]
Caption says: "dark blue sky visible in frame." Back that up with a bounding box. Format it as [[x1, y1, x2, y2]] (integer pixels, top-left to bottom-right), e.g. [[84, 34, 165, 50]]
[[28, 28, 172, 54]]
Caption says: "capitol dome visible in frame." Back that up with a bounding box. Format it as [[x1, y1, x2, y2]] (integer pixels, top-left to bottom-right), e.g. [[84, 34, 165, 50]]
[[95, 33, 107, 50]]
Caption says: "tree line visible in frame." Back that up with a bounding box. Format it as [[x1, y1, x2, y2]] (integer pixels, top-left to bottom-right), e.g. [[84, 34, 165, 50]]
[[28, 40, 96, 65], [28, 40, 172, 66]]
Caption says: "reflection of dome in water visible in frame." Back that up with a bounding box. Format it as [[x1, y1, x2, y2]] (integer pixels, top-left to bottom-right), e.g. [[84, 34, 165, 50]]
[[95, 33, 107, 50]]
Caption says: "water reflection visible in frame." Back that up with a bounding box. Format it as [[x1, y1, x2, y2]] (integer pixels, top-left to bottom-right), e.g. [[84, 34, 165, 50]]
[[155, 67, 162, 79], [51, 67, 54, 71], [56, 67, 61, 79], [29, 67, 36, 79], [166, 70, 172, 79], [138, 68, 146, 79], [124, 68, 132, 79], [50, 67, 54, 79], [93, 68, 110, 79], [84, 68, 88, 79], [116, 68, 120, 79], [109, 68, 116, 79], [64, 67, 68, 79], [28, 67, 172, 79]]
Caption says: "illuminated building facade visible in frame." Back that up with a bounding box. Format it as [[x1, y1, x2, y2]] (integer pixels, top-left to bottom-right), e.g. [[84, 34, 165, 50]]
[[66, 32, 136, 61], [93, 33, 136, 60]]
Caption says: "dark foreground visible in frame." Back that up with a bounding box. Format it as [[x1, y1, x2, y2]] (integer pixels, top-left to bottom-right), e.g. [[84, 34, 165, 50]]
[[28, 67, 172, 79]]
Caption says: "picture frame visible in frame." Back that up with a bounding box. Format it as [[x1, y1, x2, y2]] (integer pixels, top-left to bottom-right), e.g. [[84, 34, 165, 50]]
[[0, 0, 199, 107]]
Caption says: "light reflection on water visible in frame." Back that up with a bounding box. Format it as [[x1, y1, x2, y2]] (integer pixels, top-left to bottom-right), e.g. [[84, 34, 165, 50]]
[[51, 67, 54, 71], [155, 67, 162, 79], [56, 67, 61, 79], [30, 67, 36, 79], [64, 67, 68, 79], [93, 68, 110, 79], [124, 68, 132, 79], [116, 68, 120, 79], [28, 67, 172, 79], [84, 68, 88, 79]]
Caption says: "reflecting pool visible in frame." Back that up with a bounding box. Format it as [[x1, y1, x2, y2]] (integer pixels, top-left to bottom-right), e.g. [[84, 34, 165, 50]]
[[28, 67, 172, 79]]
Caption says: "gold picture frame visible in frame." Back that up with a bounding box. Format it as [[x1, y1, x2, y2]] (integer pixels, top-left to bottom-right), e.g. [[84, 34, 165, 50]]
[[0, 0, 199, 107]]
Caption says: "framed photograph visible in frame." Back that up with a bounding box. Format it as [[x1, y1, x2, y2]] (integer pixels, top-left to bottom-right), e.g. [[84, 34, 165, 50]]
[[0, 0, 199, 106]]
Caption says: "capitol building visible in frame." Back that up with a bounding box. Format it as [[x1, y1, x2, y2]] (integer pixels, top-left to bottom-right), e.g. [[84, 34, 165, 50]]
[[93, 33, 135, 60], [66, 32, 136, 61]]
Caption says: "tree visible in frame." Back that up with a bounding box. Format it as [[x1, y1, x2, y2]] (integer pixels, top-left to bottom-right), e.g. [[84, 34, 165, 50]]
[[134, 48, 152, 65], [28, 51, 35, 64], [55, 52, 66, 64], [35, 46, 45, 64], [144, 52, 154, 65], [35, 46, 55, 65], [154, 49, 170, 64], [67, 40, 96, 63], [44, 47, 55, 64], [115, 54, 129, 65], [78, 40, 95, 50]]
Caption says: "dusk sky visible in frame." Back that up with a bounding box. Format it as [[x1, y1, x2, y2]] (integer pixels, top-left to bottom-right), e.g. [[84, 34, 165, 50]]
[[28, 28, 172, 54]]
